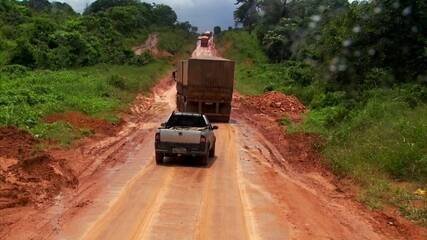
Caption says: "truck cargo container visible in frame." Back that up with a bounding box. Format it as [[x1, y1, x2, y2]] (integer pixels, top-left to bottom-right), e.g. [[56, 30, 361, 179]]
[[175, 56, 235, 122]]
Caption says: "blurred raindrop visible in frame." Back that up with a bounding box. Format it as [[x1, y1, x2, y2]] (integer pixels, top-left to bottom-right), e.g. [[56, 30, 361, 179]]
[[411, 26, 418, 33], [318, 5, 326, 12], [402, 6, 412, 16], [331, 57, 339, 64], [338, 64, 347, 72], [354, 50, 361, 57], [368, 49, 376, 56], [329, 64, 337, 72], [311, 15, 321, 22], [309, 22, 317, 29], [392, 1, 400, 9], [352, 26, 361, 33], [374, 7, 382, 14], [342, 39, 352, 47]]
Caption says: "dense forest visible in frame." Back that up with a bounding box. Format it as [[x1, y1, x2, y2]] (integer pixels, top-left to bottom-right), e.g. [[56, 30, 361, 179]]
[[221, 0, 427, 224], [0, 0, 195, 144], [0, 0, 196, 69]]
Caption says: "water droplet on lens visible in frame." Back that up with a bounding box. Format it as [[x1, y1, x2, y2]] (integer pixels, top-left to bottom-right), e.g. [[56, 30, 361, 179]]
[[354, 50, 361, 57], [311, 15, 321, 22], [352, 26, 361, 33], [329, 65, 337, 72], [338, 64, 347, 72], [411, 26, 418, 33], [368, 49, 376, 56], [402, 6, 411, 16], [309, 22, 317, 28], [332, 57, 339, 64], [374, 7, 382, 14], [342, 39, 352, 47], [392, 1, 400, 9]]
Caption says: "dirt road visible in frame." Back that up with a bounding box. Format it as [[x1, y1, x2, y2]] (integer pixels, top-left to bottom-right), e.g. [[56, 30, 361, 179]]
[[4, 79, 423, 240]]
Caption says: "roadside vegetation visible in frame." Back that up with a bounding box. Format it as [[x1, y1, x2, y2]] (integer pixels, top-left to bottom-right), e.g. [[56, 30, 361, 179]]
[[221, 0, 427, 225], [0, 0, 196, 144], [0, 63, 170, 144]]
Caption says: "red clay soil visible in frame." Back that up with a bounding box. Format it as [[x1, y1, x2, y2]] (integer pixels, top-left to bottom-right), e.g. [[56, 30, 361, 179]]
[[132, 34, 173, 58], [233, 91, 427, 239], [0, 127, 77, 210], [232, 91, 323, 173], [44, 111, 118, 136], [239, 91, 306, 120]]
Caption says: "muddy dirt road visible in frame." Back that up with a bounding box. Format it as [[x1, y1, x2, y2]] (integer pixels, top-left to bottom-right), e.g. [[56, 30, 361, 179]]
[[3, 80, 425, 240]]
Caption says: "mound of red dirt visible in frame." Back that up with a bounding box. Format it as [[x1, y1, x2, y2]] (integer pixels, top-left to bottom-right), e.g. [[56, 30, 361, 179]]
[[233, 91, 323, 173], [237, 91, 306, 121], [44, 112, 117, 136], [0, 127, 38, 161], [0, 127, 77, 209]]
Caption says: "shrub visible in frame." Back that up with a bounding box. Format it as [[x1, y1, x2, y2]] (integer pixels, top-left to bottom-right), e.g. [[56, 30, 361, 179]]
[[108, 74, 128, 90], [0, 64, 29, 77], [129, 52, 153, 66], [287, 62, 315, 86]]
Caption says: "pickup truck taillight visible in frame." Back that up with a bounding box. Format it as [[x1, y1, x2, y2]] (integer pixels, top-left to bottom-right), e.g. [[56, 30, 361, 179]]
[[200, 135, 206, 144], [155, 133, 160, 142]]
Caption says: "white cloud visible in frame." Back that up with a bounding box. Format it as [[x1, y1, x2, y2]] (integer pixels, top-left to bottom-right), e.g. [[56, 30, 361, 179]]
[[52, 0, 236, 31]]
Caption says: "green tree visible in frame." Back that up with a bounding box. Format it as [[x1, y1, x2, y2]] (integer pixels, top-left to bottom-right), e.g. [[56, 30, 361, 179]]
[[260, 0, 287, 25], [23, 0, 51, 12], [151, 4, 177, 26], [214, 26, 222, 35], [262, 18, 299, 61], [234, 0, 260, 30], [84, 0, 139, 14], [51, 2, 76, 16], [106, 5, 149, 35]]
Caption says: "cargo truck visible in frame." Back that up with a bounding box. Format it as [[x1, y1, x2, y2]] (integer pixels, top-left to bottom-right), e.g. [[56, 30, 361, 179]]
[[175, 56, 235, 122]]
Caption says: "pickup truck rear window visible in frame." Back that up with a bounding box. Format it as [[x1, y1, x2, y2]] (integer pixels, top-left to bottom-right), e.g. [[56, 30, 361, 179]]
[[167, 115, 207, 128]]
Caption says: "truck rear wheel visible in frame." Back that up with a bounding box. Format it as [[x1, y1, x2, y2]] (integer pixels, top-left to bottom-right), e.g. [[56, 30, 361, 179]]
[[209, 142, 215, 157], [155, 153, 164, 165]]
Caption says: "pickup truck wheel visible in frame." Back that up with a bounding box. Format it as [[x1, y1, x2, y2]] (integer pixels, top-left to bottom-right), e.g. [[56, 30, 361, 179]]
[[155, 153, 164, 165], [201, 153, 209, 166], [209, 142, 215, 157]]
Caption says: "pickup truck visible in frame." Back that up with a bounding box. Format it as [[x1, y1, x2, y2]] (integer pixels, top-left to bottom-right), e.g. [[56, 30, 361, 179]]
[[155, 112, 217, 165]]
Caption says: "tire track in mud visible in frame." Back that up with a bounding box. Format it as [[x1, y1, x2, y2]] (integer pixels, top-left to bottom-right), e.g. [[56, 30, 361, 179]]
[[82, 124, 254, 240], [59, 82, 178, 240], [83, 165, 176, 240], [236, 122, 387, 240], [137, 167, 207, 240], [195, 124, 252, 240], [6, 78, 425, 240]]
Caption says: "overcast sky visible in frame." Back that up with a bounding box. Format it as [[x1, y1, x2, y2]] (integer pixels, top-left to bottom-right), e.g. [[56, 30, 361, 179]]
[[53, 0, 236, 32]]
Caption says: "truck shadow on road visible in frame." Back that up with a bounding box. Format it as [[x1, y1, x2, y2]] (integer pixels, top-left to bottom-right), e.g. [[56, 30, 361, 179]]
[[159, 156, 217, 168]]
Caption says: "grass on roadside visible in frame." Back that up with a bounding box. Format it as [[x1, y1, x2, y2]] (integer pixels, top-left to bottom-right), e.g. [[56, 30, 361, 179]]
[[286, 90, 427, 225], [0, 61, 171, 144], [218, 30, 427, 225], [217, 30, 268, 64]]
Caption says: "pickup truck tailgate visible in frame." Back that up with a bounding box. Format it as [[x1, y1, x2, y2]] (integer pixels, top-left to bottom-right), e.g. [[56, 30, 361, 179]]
[[160, 129, 201, 144]]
